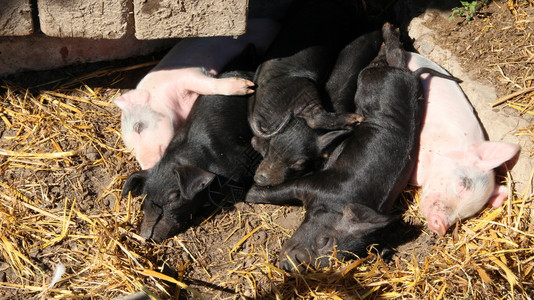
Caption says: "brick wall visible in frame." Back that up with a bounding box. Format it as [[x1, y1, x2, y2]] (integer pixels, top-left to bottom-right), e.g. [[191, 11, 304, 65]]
[[0, 0, 260, 76]]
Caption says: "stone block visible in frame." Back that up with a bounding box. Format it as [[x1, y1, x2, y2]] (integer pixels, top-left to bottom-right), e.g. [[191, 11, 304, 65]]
[[133, 0, 248, 39], [0, 0, 33, 36], [38, 0, 131, 39]]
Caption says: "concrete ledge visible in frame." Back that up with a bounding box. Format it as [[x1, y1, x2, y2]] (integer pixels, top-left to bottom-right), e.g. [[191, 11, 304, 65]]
[[38, 0, 132, 39], [0, 0, 33, 36], [133, 0, 248, 39], [0, 35, 176, 76]]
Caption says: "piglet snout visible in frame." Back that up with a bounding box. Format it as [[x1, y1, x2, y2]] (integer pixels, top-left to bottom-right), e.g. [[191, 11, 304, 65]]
[[139, 222, 156, 241], [280, 247, 312, 273], [254, 162, 285, 186], [427, 214, 449, 236], [254, 172, 268, 186]]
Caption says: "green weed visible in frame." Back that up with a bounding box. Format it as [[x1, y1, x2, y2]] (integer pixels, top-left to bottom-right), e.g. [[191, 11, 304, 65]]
[[449, 0, 489, 21]]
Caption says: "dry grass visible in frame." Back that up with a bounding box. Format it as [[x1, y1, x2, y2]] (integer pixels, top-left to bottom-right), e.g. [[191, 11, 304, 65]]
[[0, 1, 533, 299], [491, 1, 534, 150]]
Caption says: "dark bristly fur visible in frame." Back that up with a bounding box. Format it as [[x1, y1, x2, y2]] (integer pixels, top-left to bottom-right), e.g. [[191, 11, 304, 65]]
[[250, 3, 383, 186], [121, 71, 259, 243], [248, 0, 366, 141], [246, 23, 423, 272]]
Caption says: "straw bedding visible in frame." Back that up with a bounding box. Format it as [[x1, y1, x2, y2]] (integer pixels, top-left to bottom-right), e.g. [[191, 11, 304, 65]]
[[0, 1, 532, 299]]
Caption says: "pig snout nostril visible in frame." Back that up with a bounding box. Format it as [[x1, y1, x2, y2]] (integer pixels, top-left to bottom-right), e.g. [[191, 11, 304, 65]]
[[280, 249, 311, 272], [279, 259, 294, 273], [294, 250, 309, 266], [254, 172, 269, 186], [317, 236, 330, 250]]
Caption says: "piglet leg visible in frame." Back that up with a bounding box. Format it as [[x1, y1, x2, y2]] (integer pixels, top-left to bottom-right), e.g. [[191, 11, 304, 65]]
[[246, 174, 343, 207], [184, 70, 255, 96], [487, 185, 509, 208], [299, 102, 364, 130], [246, 183, 304, 206], [382, 22, 406, 69]]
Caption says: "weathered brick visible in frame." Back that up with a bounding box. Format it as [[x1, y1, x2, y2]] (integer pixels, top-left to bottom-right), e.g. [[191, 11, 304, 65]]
[[0, 0, 33, 36], [38, 0, 131, 39], [133, 0, 248, 39]]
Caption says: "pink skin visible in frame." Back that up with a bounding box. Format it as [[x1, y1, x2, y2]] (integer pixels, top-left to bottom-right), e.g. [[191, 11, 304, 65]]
[[407, 52, 520, 236], [114, 18, 280, 169]]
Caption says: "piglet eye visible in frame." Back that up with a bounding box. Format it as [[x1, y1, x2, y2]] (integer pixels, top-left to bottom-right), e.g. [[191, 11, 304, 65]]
[[460, 177, 473, 190], [316, 236, 332, 250], [168, 192, 180, 201], [290, 158, 307, 171], [312, 206, 327, 217], [454, 176, 474, 196], [143, 200, 163, 213], [133, 121, 146, 134]]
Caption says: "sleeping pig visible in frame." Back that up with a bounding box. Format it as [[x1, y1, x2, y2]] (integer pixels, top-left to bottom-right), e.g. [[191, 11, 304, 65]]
[[252, 29, 383, 186], [114, 18, 279, 169], [121, 70, 260, 243], [248, 0, 366, 141], [406, 52, 521, 236], [246, 23, 432, 271]]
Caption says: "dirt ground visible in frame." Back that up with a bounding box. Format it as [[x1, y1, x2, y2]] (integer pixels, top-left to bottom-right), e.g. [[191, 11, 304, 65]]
[[0, 0, 532, 299]]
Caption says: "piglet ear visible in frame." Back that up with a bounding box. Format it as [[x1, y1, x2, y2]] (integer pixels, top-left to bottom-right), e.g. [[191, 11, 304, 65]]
[[472, 142, 520, 172], [251, 136, 268, 157], [317, 129, 352, 154], [114, 90, 151, 111], [174, 166, 216, 199], [336, 204, 395, 235], [122, 170, 149, 197]]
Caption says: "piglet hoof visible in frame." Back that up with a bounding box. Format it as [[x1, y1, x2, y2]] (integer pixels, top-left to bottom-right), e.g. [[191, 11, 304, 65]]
[[488, 185, 508, 208], [218, 77, 256, 95], [240, 78, 256, 95], [382, 22, 393, 32], [346, 113, 364, 126], [304, 112, 364, 130], [245, 185, 269, 204]]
